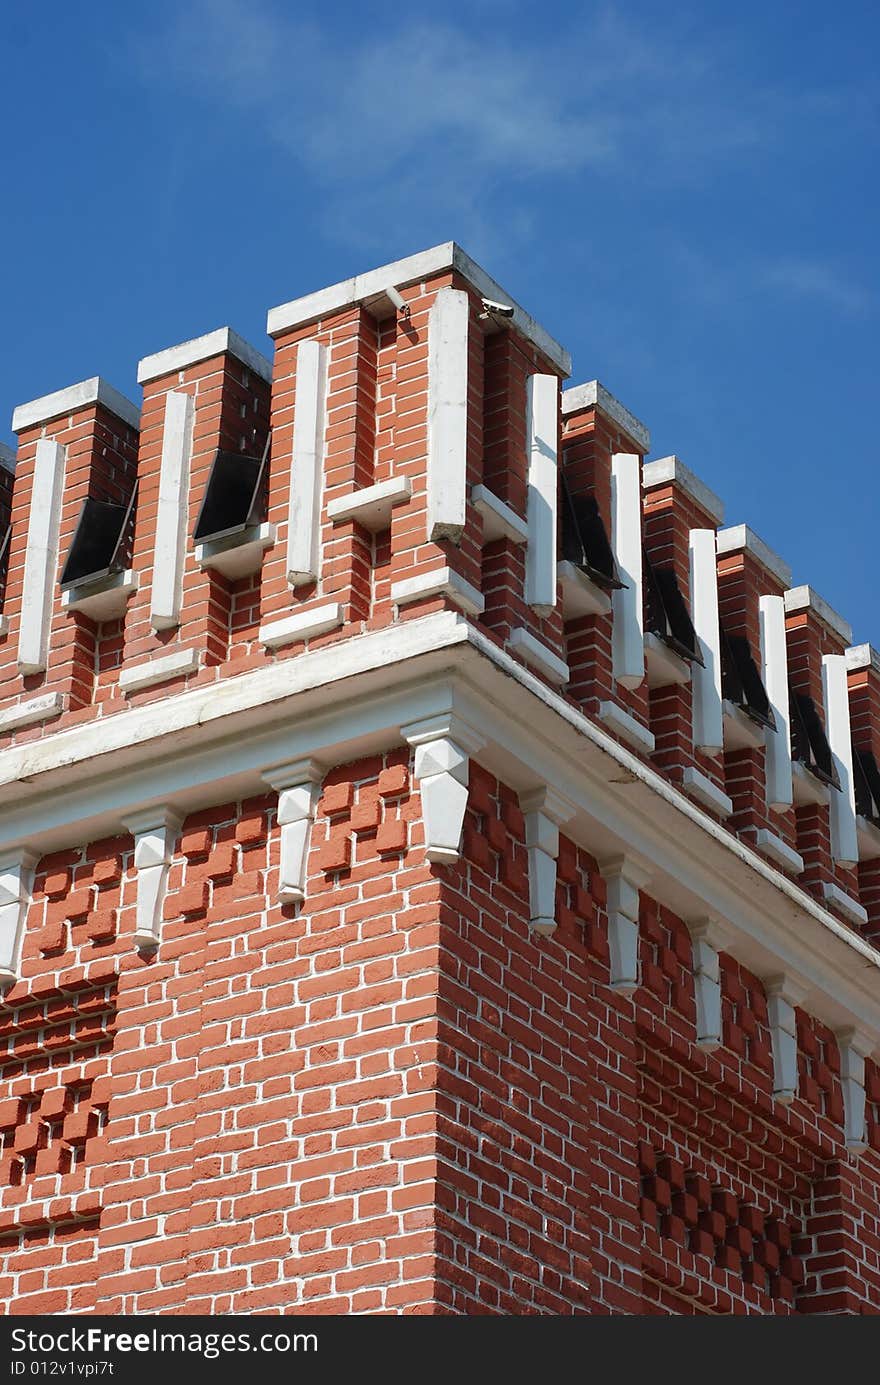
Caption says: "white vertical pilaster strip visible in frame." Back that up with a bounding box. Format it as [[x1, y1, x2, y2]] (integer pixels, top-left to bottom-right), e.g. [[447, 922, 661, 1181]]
[[123, 809, 181, 950], [287, 339, 329, 586], [426, 289, 469, 544], [263, 759, 324, 904], [822, 654, 859, 868], [524, 374, 559, 612], [610, 454, 644, 688], [601, 857, 649, 989], [759, 594, 793, 811], [687, 919, 726, 1049], [151, 392, 194, 631], [0, 850, 39, 985], [765, 976, 804, 1103], [17, 440, 66, 675], [836, 1030, 870, 1152], [689, 528, 723, 754], [519, 788, 575, 937]]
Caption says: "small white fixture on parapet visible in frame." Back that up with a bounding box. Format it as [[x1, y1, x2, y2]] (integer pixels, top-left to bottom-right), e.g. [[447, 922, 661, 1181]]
[[524, 374, 559, 614], [686, 918, 729, 1050], [600, 856, 650, 990], [689, 529, 723, 755], [0, 849, 39, 986], [122, 808, 182, 951], [17, 439, 66, 675], [835, 1029, 873, 1153], [764, 975, 807, 1103], [327, 476, 412, 533], [263, 759, 324, 905], [610, 454, 644, 689], [403, 714, 484, 864], [759, 594, 793, 811], [427, 288, 469, 544], [519, 787, 575, 937], [287, 339, 328, 587]]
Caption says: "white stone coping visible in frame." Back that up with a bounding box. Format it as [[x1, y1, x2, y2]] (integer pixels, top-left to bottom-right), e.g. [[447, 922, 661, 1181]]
[[561, 380, 650, 454], [194, 523, 275, 580], [754, 828, 804, 876], [681, 765, 733, 818], [0, 692, 64, 735], [716, 524, 791, 588], [784, 585, 852, 644], [266, 241, 571, 376], [846, 644, 880, 674], [642, 455, 725, 526], [507, 627, 570, 686], [119, 646, 202, 694], [0, 443, 16, 473], [471, 485, 528, 544], [259, 602, 344, 650], [12, 377, 140, 434], [61, 569, 138, 622], [822, 879, 869, 928], [597, 700, 655, 754], [327, 476, 412, 531], [391, 567, 484, 618], [137, 327, 272, 385], [557, 561, 612, 618]]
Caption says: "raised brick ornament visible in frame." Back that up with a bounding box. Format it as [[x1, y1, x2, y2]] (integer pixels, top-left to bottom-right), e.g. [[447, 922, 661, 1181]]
[[0, 242, 879, 1314]]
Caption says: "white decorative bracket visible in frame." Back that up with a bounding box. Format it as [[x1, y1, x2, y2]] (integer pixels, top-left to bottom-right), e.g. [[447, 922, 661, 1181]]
[[18, 439, 66, 675], [518, 787, 576, 936], [759, 594, 793, 810], [686, 917, 729, 1049], [764, 974, 807, 1103], [600, 856, 651, 990], [287, 339, 329, 586], [0, 849, 39, 986], [403, 715, 484, 864], [610, 453, 644, 689], [822, 654, 859, 868], [123, 808, 182, 950], [263, 759, 324, 904], [836, 1028, 872, 1153], [151, 391, 194, 631], [427, 289, 469, 543], [689, 528, 723, 755], [524, 373, 559, 612]]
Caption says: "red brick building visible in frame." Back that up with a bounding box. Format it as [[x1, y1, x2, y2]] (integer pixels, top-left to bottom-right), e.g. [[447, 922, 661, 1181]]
[[1, 243, 879, 1315]]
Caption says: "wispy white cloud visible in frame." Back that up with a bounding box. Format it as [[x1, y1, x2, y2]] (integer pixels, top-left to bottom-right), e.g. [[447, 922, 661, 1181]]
[[761, 257, 870, 316]]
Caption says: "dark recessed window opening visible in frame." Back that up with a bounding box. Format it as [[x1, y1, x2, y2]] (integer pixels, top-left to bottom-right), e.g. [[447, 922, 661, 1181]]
[[193, 440, 269, 545], [790, 691, 839, 788], [559, 477, 623, 590], [854, 748, 880, 824], [643, 551, 703, 664], [721, 626, 775, 730], [60, 487, 137, 587]]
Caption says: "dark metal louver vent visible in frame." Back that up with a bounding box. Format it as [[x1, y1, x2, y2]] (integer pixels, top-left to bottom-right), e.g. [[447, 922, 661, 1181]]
[[560, 477, 623, 590], [60, 487, 136, 587], [644, 552, 702, 664], [854, 748, 880, 824], [721, 627, 775, 730], [790, 691, 839, 788], [193, 444, 268, 545]]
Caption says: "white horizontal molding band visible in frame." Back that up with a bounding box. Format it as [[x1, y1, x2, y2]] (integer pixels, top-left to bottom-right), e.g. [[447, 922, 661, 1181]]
[[0, 692, 65, 736], [18, 439, 66, 675], [0, 612, 879, 1049], [259, 602, 344, 650], [119, 646, 201, 695]]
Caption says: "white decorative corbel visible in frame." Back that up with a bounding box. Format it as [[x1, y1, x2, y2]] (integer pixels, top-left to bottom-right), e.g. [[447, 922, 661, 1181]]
[[122, 808, 182, 950], [600, 856, 651, 990], [263, 759, 324, 904], [836, 1028, 873, 1153], [764, 975, 807, 1103], [403, 715, 484, 864], [686, 917, 729, 1049], [518, 787, 575, 936], [0, 849, 39, 985]]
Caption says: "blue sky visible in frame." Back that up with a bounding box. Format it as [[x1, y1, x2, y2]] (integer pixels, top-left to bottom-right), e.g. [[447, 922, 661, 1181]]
[[2, 1, 877, 641]]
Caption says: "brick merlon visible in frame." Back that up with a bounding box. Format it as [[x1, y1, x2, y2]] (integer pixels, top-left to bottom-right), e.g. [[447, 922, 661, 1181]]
[[716, 524, 792, 587], [784, 585, 853, 644], [266, 240, 572, 377], [561, 379, 650, 453], [11, 377, 140, 434], [643, 455, 724, 526], [137, 327, 272, 385]]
